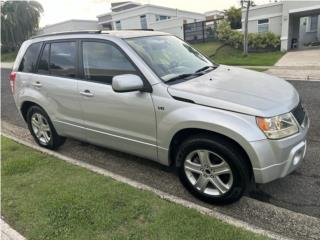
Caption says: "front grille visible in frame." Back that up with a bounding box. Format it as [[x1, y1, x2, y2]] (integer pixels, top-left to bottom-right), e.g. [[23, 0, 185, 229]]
[[292, 101, 306, 125]]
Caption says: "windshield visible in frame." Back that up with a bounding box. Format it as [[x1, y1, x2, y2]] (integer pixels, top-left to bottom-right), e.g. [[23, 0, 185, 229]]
[[126, 35, 216, 83]]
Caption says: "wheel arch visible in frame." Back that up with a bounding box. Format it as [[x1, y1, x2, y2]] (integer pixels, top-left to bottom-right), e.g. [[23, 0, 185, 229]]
[[20, 101, 45, 122], [168, 128, 254, 179]]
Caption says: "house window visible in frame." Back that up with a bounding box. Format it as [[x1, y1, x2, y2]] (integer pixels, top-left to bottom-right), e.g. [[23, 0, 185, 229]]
[[306, 15, 318, 32], [140, 15, 147, 29], [156, 15, 171, 21], [115, 21, 121, 30], [258, 19, 269, 33]]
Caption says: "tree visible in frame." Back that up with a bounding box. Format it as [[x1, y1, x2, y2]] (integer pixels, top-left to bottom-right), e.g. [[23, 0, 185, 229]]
[[224, 6, 242, 29], [1, 0, 43, 52], [240, 0, 255, 56]]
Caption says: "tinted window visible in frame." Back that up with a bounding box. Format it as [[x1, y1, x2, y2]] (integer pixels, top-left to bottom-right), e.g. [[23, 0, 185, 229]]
[[82, 41, 136, 84], [19, 42, 42, 73], [50, 41, 76, 78], [38, 43, 50, 74]]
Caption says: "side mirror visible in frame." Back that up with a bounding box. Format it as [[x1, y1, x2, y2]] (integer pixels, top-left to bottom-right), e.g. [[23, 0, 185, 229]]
[[112, 74, 144, 93]]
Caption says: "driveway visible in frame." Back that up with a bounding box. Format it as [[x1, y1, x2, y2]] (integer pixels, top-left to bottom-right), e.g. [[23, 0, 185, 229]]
[[1, 67, 320, 239], [275, 48, 320, 67], [266, 48, 320, 80]]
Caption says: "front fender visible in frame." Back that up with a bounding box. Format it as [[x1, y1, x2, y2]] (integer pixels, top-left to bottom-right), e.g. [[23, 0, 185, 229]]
[[156, 105, 266, 165]]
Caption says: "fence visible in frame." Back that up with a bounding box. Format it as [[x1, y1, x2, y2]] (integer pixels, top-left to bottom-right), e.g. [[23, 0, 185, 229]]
[[183, 19, 223, 43]]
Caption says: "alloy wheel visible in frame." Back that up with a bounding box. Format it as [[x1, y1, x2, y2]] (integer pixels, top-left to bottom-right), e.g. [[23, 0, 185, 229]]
[[184, 149, 234, 196], [31, 113, 51, 145]]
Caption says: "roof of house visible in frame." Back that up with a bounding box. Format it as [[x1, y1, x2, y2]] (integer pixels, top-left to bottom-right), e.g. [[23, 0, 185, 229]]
[[97, 2, 205, 18]]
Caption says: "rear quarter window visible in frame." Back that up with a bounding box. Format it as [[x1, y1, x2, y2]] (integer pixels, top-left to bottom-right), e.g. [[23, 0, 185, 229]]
[[18, 42, 42, 73]]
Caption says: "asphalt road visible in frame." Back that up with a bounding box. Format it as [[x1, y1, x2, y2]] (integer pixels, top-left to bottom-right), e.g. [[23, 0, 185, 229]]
[[1, 68, 320, 219]]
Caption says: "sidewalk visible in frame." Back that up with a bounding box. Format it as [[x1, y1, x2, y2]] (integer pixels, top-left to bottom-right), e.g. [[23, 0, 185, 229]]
[[265, 67, 320, 81], [265, 49, 320, 80], [1, 219, 25, 240], [240, 65, 320, 81]]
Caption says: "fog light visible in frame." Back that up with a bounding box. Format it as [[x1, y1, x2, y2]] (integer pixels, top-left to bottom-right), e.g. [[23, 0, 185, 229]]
[[293, 151, 302, 166]]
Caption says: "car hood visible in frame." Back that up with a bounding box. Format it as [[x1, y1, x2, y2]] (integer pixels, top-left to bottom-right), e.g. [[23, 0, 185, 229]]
[[167, 65, 299, 117]]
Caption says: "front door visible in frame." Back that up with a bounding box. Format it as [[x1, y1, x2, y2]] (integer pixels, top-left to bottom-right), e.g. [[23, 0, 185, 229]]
[[78, 40, 157, 160]]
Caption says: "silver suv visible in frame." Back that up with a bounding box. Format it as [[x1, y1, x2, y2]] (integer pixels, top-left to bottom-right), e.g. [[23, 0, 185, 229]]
[[12, 30, 309, 203]]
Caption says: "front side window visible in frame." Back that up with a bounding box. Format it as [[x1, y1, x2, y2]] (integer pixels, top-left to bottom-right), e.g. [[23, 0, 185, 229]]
[[126, 35, 214, 83], [19, 42, 42, 73], [50, 41, 77, 78], [258, 19, 269, 33], [82, 41, 137, 84]]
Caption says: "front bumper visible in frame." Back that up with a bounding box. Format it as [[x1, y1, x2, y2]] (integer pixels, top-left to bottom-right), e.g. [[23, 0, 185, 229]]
[[249, 114, 309, 184]]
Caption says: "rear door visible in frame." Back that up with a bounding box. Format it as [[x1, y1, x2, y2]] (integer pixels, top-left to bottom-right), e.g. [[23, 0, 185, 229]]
[[77, 39, 157, 160], [34, 40, 84, 139]]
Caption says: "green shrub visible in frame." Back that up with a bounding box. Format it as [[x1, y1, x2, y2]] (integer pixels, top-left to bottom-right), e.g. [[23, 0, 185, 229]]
[[217, 20, 280, 50]]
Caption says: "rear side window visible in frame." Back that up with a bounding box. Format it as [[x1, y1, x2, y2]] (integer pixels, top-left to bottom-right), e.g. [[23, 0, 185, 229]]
[[19, 42, 42, 73], [82, 41, 136, 84], [50, 41, 77, 78], [38, 43, 50, 74]]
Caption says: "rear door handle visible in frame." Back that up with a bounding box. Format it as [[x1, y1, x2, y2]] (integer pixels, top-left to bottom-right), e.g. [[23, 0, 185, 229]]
[[80, 90, 94, 97], [32, 81, 42, 87]]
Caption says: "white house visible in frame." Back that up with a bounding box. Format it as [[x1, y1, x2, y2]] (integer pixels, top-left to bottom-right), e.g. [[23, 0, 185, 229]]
[[205, 10, 225, 21], [242, 1, 320, 51], [39, 19, 99, 35], [97, 1, 206, 39]]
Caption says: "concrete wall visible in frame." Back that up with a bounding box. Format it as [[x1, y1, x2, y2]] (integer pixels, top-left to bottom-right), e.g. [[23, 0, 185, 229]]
[[246, 15, 282, 35], [98, 14, 112, 23], [242, 2, 283, 35], [40, 20, 99, 34], [149, 18, 184, 38]]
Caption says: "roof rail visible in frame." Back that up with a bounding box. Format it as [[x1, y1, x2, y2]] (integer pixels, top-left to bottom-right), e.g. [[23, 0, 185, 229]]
[[31, 30, 102, 39]]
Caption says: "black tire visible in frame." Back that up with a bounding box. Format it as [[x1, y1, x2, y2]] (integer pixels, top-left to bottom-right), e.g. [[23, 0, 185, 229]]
[[26, 105, 65, 150], [176, 134, 250, 204]]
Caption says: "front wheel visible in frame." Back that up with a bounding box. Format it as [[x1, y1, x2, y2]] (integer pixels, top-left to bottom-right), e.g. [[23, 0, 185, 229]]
[[176, 135, 250, 204], [27, 105, 65, 150]]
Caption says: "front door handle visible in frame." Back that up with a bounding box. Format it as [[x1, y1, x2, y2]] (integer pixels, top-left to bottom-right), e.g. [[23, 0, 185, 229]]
[[80, 89, 94, 97], [32, 81, 42, 87]]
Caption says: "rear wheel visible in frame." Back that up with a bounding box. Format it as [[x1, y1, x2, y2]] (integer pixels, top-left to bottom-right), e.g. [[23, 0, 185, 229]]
[[176, 135, 249, 204], [27, 106, 65, 149]]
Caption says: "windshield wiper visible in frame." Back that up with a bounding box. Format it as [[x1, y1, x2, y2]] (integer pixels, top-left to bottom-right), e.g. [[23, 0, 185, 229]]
[[165, 73, 196, 83], [195, 65, 218, 73], [165, 65, 219, 83]]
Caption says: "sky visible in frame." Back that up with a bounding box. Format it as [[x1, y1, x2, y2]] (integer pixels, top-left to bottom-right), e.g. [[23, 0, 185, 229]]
[[38, 0, 273, 27]]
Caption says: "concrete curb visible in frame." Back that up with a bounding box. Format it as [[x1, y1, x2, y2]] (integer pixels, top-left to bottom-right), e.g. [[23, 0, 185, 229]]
[[1, 219, 26, 240], [0, 62, 14, 69], [2, 132, 293, 240]]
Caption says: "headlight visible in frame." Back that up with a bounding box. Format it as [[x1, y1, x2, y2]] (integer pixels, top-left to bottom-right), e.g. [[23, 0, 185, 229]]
[[256, 113, 299, 139]]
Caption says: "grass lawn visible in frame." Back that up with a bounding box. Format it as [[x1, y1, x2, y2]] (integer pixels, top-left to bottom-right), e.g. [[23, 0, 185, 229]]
[[192, 41, 222, 57], [1, 136, 268, 240], [192, 42, 284, 66], [1, 51, 17, 62]]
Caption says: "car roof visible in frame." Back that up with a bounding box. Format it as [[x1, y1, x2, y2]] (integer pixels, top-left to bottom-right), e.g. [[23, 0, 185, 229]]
[[31, 30, 170, 41]]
